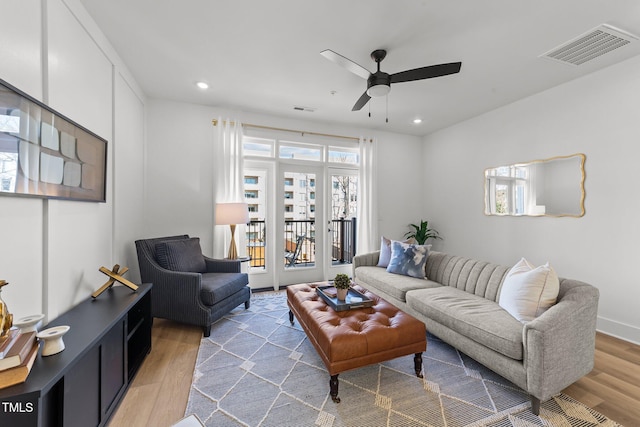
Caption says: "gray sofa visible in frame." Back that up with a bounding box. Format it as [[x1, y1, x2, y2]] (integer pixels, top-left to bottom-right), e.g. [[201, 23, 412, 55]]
[[353, 250, 599, 414]]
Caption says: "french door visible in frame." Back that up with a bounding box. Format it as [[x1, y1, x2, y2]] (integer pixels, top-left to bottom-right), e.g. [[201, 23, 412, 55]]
[[243, 148, 359, 290], [278, 164, 324, 286]]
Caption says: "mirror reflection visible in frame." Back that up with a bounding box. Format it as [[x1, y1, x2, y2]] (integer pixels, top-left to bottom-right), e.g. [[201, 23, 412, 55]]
[[484, 153, 585, 217]]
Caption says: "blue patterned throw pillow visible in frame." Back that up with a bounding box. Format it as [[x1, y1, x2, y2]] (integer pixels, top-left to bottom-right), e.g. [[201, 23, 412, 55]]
[[386, 240, 431, 279]]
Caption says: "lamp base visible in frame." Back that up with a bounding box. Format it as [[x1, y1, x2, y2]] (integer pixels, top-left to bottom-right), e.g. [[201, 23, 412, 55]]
[[227, 224, 239, 259]]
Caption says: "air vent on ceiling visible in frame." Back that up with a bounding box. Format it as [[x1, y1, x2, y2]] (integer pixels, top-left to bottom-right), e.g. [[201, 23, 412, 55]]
[[293, 106, 315, 112], [541, 24, 638, 66]]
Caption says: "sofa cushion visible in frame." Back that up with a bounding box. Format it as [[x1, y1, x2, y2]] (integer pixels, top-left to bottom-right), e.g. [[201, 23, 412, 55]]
[[355, 266, 439, 302], [499, 258, 560, 322], [155, 237, 207, 273], [406, 287, 524, 360], [200, 272, 248, 306], [386, 240, 431, 279]]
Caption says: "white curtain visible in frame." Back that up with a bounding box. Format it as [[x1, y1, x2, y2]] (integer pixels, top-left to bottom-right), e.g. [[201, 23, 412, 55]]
[[357, 136, 378, 254], [213, 117, 246, 258]]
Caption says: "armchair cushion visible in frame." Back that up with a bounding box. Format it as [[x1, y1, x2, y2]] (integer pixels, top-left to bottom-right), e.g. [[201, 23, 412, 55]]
[[200, 272, 250, 305], [155, 237, 207, 273]]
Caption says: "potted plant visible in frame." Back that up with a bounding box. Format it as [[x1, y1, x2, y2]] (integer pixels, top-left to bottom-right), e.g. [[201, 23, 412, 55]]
[[404, 220, 442, 245], [333, 274, 351, 301]]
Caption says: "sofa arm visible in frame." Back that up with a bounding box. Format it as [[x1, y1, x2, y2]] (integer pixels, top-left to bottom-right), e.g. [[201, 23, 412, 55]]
[[352, 251, 381, 278], [204, 256, 241, 273], [353, 251, 380, 269], [522, 279, 599, 401]]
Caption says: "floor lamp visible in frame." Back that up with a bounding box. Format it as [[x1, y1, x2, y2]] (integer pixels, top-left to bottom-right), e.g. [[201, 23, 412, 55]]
[[215, 203, 249, 259]]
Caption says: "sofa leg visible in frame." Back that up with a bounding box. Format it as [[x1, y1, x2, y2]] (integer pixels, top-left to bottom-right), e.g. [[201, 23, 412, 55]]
[[245, 299, 250, 309], [530, 396, 541, 415], [203, 324, 211, 337]]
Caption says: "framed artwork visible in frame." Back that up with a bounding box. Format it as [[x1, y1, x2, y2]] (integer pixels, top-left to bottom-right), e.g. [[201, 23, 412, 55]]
[[0, 79, 107, 202]]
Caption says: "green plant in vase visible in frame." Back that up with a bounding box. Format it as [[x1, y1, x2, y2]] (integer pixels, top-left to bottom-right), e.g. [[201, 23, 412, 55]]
[[333, 273, 351, 301], [404, 220, 442, 245]]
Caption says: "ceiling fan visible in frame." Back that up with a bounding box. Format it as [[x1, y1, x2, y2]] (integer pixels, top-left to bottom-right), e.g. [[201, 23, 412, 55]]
[[321, 49, 462, 111]]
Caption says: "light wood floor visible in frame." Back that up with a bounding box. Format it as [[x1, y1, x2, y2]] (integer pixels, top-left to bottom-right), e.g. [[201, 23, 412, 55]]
[[108, 320, 640, 427]]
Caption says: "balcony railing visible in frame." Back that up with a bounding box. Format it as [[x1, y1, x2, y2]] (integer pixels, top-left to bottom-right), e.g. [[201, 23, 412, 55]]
[[330, 218, 357, 264], [245, 218, 356, 269]]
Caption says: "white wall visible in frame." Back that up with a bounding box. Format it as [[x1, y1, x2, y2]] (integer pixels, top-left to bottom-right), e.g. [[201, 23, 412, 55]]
[[0, 0, 145, 321], [144, 99, 423, 260], [422, 54, 640, 344]]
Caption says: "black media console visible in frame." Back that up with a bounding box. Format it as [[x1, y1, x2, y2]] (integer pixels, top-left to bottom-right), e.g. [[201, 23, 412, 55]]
[[0, 282, 152, 426]]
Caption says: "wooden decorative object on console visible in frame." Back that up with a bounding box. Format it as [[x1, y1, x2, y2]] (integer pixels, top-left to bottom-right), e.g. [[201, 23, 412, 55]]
[[92, 264, 139, 298]]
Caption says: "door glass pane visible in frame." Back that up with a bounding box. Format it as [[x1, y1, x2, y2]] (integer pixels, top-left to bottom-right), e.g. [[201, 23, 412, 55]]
[[244, 169, 266, 270], [330, 174, 357, 265], [284, 172, 315, 268]]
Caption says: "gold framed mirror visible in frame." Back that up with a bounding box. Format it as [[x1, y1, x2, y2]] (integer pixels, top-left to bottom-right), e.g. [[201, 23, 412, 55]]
[[484, 153, 585, 217]]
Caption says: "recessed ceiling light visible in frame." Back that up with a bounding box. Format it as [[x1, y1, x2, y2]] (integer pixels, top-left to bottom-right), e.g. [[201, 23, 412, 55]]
[[196, 81, 209, 90], [413, 118, 422, 124]]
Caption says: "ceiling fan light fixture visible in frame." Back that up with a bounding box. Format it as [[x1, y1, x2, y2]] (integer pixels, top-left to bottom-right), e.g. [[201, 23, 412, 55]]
[[413, 118, 422, 124], [367, 84, 390, 97], [196, 81, 209, 90]]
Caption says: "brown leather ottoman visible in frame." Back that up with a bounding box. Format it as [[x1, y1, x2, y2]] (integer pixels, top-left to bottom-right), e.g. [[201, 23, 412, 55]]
[[287, 283, 427, 403]]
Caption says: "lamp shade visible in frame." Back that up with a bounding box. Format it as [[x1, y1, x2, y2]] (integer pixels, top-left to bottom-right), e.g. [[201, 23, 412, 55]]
[[215, 203, 249, 225]]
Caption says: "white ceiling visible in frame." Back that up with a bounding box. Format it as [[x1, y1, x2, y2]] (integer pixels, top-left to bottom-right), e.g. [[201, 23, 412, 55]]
[[80, 0, 640, 136]]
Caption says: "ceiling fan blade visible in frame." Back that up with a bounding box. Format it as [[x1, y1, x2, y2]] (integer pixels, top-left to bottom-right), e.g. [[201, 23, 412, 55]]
[[352, 91, 371, 111], [390, 62, 462, 84], [321, 49, 371, 80]]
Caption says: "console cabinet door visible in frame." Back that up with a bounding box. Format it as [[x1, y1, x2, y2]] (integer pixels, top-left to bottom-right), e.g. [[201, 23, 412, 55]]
[[63, 345, 100, 427], [101, 320, 125, 419]]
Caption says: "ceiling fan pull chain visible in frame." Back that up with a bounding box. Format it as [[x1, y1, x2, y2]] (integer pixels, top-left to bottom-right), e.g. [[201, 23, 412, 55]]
[[386, 95, 389, 123]]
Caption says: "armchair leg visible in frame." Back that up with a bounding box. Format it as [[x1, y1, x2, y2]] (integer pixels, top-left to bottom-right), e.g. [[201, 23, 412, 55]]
[[203, 324, 211, 337], [245, 299, 250, 309], [530, 396, 541, 415]]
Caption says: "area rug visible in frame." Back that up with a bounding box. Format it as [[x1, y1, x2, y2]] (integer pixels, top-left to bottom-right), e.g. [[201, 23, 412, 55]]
[[186, 291, 620, 427]]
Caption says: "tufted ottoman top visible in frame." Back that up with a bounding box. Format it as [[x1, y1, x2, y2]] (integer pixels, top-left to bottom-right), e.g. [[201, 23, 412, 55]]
[[287, 283, 426, 375]]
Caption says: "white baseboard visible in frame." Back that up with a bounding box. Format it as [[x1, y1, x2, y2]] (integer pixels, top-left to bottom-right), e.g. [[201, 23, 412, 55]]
[[597, 316, 640, 345]]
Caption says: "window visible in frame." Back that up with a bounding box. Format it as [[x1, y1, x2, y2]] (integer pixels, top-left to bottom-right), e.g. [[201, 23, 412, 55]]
[[243, 136, 274, 157], [285, 205, 293, 212], [328, 147, 359, 165], [310, 192, 315, 200], [245, 190, 258, 198], [279, 143, 322, 161], [284, 178, 293, 186], [248, 204, 258, 212], [299, 179, 306, 188], [486, 165, 529, 215], [244, 176, 259, 185], [284, 191, 293, 199]]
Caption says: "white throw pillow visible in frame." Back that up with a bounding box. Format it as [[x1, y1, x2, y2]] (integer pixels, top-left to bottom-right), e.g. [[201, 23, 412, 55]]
[[499, 258, 560, 322]]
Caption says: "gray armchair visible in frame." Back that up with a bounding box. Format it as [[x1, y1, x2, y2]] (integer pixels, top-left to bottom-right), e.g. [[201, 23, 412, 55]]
[[135, 235, 250, 337]]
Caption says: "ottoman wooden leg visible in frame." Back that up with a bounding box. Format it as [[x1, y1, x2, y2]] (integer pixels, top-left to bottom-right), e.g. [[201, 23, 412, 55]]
[[414, 353, 424, 378], [330, 374, 340, 403], [289, 310, 294, 325]]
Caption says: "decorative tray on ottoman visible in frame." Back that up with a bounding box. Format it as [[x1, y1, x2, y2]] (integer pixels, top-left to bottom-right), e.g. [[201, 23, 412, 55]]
[[316, 284, 374, 311]]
